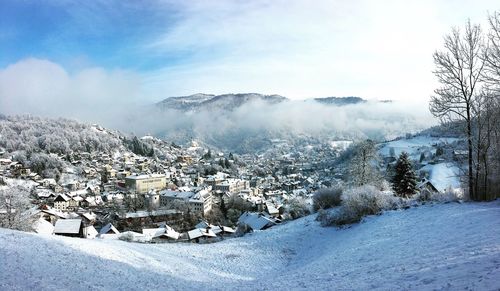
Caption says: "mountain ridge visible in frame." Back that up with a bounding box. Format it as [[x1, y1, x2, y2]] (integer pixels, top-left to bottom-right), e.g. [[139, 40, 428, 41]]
[[156, 93, 369, 112]]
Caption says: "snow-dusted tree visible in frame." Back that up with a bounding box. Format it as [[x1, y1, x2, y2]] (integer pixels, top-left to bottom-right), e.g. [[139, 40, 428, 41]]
[[430, 20, 487, 200], [392, 152, 417, 197], [0, 187, 33, 231], [349, 140, 381, 187]]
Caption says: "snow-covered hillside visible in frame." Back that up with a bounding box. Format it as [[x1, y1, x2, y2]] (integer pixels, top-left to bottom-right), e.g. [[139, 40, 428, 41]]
[[1, 201, 499, 290], [379, 135, 460, 158]]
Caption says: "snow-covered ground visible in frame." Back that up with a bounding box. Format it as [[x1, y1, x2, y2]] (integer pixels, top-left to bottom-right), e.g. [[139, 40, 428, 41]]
[[1, 201, 499, 290], [379, 135, 459, 158]]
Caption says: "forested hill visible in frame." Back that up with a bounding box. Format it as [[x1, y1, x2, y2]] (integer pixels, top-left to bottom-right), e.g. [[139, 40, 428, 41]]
[[0, 115, 169, 178], [0, 115, 124, 155]]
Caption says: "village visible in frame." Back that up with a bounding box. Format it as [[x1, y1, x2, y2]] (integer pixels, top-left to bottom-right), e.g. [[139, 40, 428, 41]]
[[0, 128, 352, 243]]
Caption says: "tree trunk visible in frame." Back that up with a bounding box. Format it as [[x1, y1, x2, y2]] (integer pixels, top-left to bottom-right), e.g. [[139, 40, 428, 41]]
[[466, 107, 475, 200]]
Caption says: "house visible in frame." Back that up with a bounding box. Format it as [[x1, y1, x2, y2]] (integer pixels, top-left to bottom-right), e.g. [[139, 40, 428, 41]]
[[265, 202, 280, 217], [187, 228, 217, 242], [69, 196, 83, 210], [54, 219, 83, 237], [81, 212, 97, 225], [33, 218, 55, 235], [98, 223, 120, 238], [143, 225, 180, 241], [53, 194, 71, 211], [238, 212, 278, 231], [83, 225, 98, 239], [40, 208, 68, 224], [417, 179, 439, 193]]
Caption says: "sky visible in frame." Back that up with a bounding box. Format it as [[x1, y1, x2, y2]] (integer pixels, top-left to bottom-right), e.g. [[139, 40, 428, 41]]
[[0, 0, 499, 112]]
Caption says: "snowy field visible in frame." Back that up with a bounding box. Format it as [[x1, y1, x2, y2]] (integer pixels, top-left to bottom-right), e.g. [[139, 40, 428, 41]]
[[1, 201, 499, 290], [379, 135, 460, 158]]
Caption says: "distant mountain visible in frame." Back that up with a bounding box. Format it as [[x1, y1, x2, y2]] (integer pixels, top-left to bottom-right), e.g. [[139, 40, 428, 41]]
[[313, 96, 366, 106], [146, 93, 425, 153], [157, 93, 288, 112]]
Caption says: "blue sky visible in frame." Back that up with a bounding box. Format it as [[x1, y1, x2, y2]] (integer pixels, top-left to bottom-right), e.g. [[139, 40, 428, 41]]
[[0, 1, 181, 71], [0, 0, 499, 110]]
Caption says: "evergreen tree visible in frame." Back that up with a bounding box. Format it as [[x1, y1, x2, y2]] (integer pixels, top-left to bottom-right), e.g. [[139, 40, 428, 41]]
[[392, 152, 417, 197]]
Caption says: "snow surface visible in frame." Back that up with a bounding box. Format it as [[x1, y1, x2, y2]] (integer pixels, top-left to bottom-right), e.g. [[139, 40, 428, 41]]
[[379, 136, 459, 158], [1, 202, 499, 290]]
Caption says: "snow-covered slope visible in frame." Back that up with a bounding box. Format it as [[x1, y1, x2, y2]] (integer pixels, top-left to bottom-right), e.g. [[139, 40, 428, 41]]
[[379, 135, 460, 158], [1, 202, 499, 290]]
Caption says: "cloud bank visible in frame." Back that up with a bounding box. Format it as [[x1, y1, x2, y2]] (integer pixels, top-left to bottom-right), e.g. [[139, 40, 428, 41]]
[[0, 58, 435, 151]]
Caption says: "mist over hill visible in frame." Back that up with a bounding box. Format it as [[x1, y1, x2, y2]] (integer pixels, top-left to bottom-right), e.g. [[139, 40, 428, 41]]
[[118, 93, 435, 153], [0, 89, 435, 153]]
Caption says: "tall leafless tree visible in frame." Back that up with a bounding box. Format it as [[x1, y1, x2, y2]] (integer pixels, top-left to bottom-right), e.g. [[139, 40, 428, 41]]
[[484, 11, 500, 84], [430, 20, 486, 200], [482, 11, 500, 199]]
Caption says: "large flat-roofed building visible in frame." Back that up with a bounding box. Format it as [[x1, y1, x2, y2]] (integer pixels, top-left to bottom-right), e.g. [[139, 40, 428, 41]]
[[125, 174, 167, 194], [214, 179, 249, 194]]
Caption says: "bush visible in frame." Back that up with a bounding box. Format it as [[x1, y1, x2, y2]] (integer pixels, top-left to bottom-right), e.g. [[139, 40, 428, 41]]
[[317, 185, 402, 227], [433, 187, 463, 202], [287, 197, 311, 219], [119, 231, 135, 242], [416, 187, 463, 203], [313, 187, 343, 211]]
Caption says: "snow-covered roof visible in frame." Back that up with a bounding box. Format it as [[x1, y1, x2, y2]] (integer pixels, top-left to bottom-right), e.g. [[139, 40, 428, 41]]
[[33, 218, 54, 235], [125, 174, 166, 180], [187, 228, 217, 240], [121, 209, 180, 219], [81, 212, 96, 221], [54, 193, 70, 202], [221, 226, 235, 233], [54, 219, 82, 234], [99, 223, 120, 235], [83, 226, 98, 239], [266, 203, 279, 215], [143, 226, 180, 240], [238, 212, 277, 230], [159, 190, 195, 200]]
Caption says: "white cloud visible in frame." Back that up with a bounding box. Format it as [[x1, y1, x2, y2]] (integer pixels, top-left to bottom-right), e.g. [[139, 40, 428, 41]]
[[143, 0, 499, 101], [0, 58, 142, 126]]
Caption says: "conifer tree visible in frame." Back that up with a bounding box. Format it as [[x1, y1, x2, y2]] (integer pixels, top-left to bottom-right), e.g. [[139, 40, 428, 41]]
[[392, 152, 417, 197]]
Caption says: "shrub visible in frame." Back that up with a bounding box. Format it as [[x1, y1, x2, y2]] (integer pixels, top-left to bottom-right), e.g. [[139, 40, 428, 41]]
[[317, 185, 402, 227], [287, 197, 311, 219], [431, 187, 463, 202], [313, 186, 343, 211], [119, 231, 135, 242], [416, 187, 463, 203]]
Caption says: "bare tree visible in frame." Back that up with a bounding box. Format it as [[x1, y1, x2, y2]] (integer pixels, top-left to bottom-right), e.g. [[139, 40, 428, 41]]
[[430, 20, 486, 200], [484, 11, 500, 84], [481, 11, 500, 199]]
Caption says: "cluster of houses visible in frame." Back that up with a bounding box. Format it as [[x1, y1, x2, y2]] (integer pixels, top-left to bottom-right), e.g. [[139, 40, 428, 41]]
[[1, 137, 349, 242]]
